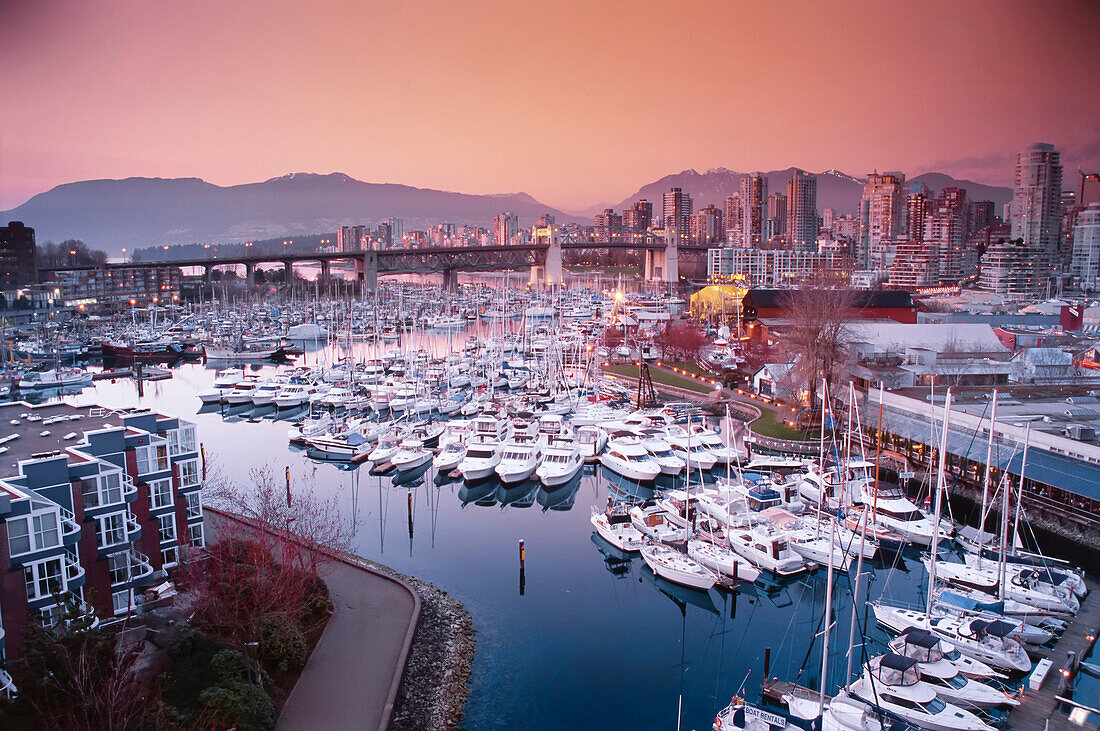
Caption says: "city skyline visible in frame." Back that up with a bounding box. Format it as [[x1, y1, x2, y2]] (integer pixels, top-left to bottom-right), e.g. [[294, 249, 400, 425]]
[[2, 0, 1098, 212]]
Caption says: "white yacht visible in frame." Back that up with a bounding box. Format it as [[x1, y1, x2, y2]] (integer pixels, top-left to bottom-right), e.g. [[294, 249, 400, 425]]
[[846, 655, 994, 731], [664, 425, 718, 471], [887, 627, 1000, 681], [391, 438, 432, 472], [600, 438, 661, 482], [458, 443, 502, 482], [273, 384, 313, 409], [883, 636, 1017, 710], [496, 436, 542, 485], [304, 430, 371, 460], [629, 504, 684, 543], [640, 542, 717, 590], [434, 441, 467, 472], [687, 537, 761, 583], [576, 424, 608, 457], [250, 378, 288, 406], [687, 421, 745, 466], [640, 437, 685, 476], [930, 560, 1080, 615], [726, 522, 809, 576], [590, 504, 645, 552], [367, 433, 402, 465], [536, 440, 584, 487]]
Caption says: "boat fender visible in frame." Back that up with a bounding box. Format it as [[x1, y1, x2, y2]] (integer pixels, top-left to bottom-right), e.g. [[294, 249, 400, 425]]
[[713, 717, 721, 728]]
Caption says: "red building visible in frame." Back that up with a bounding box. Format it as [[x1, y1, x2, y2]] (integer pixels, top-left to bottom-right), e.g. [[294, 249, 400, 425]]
[[739, 288, 918, 324]]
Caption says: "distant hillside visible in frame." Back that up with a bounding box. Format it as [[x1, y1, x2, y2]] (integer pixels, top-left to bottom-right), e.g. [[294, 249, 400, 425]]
[[610, 168, 1012, 218], [0, 173, 582, 255]]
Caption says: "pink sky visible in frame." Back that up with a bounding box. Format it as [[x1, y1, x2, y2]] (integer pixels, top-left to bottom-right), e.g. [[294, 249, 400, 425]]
[[1, 0, 1097, 212]]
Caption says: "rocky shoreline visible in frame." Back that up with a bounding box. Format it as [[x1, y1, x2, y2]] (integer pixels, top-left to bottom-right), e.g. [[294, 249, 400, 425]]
[[354, 559, 476, 730]]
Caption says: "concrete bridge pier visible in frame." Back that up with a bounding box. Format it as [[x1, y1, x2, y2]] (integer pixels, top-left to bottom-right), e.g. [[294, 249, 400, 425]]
[[644, 228, 679, 283], [283, 260, 293, 283], [442, 269, 460, 291], [202, 264, 213, 285], [244, 262, 255, 288], [358, 251, 378, 292], [320, 260, 330, 283], [529, 224, 563, 286]]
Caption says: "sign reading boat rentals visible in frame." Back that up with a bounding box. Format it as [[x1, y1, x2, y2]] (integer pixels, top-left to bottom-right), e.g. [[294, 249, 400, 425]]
[[745, 705, 787, 727]]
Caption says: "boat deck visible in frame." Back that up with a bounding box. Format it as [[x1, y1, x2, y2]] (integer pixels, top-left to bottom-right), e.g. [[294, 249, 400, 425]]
[[1006, 575, 1100, 730]]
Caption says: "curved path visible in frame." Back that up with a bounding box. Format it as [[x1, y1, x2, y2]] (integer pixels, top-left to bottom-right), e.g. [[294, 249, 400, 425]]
[[204, 509, 420, 731]]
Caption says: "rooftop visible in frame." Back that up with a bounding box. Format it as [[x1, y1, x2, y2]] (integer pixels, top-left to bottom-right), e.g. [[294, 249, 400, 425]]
[[0, 401, 142, 471]]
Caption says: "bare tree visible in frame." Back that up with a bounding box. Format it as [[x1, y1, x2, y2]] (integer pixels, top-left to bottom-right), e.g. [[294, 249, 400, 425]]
[[780, 284, 857, 409]]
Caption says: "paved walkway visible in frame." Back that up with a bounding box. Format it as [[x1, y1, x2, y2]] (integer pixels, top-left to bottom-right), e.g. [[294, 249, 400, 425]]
[[204, 509, 420, 731]]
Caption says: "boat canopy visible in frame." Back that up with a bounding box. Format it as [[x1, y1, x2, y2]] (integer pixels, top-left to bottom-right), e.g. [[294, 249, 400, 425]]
[[874, 654, 920, 686], [938, 590, 1005, 615]]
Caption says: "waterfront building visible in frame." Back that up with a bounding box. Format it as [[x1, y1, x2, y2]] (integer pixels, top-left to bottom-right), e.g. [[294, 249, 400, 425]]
[[739, 174, 768, 248], [0, 402, 204, 666], [1072, 203, 1100, 293], [858, 172, 906, 268], [888, 238, 939, 290], [493, 212, 519, 246], [0, 221, 38, 290], [707, 247, 851, 285], [979, 239, 1042, 296], [1010, 143, 1063, 281], [785, 170, 817, 250], [44, 265, 182, 314]]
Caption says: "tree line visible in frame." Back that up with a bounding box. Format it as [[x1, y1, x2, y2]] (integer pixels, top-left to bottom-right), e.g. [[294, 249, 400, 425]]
[[36, 240, 109, 268]]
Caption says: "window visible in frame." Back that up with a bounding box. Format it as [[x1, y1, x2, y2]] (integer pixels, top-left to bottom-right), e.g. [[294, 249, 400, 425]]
[[112, 589, 132, 614], [24, 558, 64, 600], [179, 459, 200, 488], [161, 546, 178, 568], [169, 425, 197, 456], [7, 511, 61, 556], [157, 513, 176, 543], [185, 492, 202, 520], [82, 471, 122, 508], [188, 522, 205, 548], [150, 480, 173, 510], [108, 552, 130, 585], [136, 444, 169, 475], [98, 513, 126, 547]]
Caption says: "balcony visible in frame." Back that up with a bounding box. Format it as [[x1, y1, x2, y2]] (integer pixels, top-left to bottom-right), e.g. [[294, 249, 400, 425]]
[[125, 513, 142, 541], [123, 477, 138, 503], [59, 506, 81, 546], [0, 668, 16, 701], [61, 595, 101, 633], [128, 549, 155, 587], [63, 552, 86, 589]]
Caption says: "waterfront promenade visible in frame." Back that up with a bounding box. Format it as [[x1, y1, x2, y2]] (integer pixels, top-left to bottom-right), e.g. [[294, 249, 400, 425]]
[[204, 509, 421, 731]]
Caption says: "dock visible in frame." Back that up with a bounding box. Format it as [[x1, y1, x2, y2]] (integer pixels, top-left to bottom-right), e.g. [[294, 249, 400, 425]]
[[1005, 575, 1100, 730]]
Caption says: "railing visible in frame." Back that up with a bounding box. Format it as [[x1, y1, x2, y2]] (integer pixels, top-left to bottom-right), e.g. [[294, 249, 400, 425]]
[[0, 668, 16, 700], [63, 552, 84, 583], [58, 506, 81, 540], [129, 549, 154, 581], [125, 513, 142, 540], [122, 477, 138, 501]]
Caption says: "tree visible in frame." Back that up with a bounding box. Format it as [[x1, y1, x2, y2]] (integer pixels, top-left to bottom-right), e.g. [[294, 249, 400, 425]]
[[601, 327, 624, 350], [653, 321, 708, 362], [780, 285, 857, 409]]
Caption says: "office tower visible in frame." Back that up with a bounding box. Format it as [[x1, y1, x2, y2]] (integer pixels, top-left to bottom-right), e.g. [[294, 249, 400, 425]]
[[786, 170, 818, 250], [927, 187, 969, 283], [740, 173, 768, 247], [663, 187, 692, 245], [0, 221, 37, 288], [536, 213, 556, 227], [858, 172, 906, 267], [1011, 143, 1063, 278], [1079, 171, 1100, 207], [1072, 203, 1100, 292], [766, 192, 788, 241], [690, 205, 723, 245], [593, 208, 622, 243], [493, 212, 519, 246], [724, 195, 742, 244]]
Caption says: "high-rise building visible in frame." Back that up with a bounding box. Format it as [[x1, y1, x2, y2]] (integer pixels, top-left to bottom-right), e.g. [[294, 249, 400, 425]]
[[1072, 203, 1100, 292], [493, 212, 519, 246], [623, 199, 653, 231], [382, 218, 404, 248], [690, 205, 723, 245], [822, 208, 836, 233], [766, 192, 787, 241], [927, 187, 969, 283], [0, 221, 37, 288], [663, 187, 692, 245], [536, 213, 556, 227], [1010, 143, 1063, 279], [336, 225, 367, 252], [1079, 171, 1100, 208], [905, 184, 931, 245], [980, 239, 1042, 295], [740, 173, 768, 247], [967, 201, 994, 234], [786, 170, 818, 250], [858, 173, 906, 268], [593, 208, 622, 243], [723, 195, 742, 244]]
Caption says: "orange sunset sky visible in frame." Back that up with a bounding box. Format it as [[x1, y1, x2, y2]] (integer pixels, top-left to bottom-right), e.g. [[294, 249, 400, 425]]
[[1, 0, 1097, 212]]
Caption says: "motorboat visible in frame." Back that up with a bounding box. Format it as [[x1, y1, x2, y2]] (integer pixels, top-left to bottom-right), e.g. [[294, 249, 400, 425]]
[[458, 442, 502, 482], [687, 420, 745, 466], [887, 627, 1000, 681], [495, 436, 542, 485], [640, 437, 685, 476], [391, 439, 433, 472], [273, 384, 313, 409], [536, 440, 584, 487], [687, 537, 761, 583], [883, 634, 1017, 709], [591, 504, 645, 553], [576, 425, 608, 457], [857, 483, 945, 547], [640, 542, 717, 590], [726, 522, 809, 576], [18, 368, 93, 389], [304, 430, 371, 460], [600, 438, 661, 482], [629, 504, 684, 543], [367, 433, 402, 465], [846, 655, 994, 730], [664, 425, 718, 471], [434, 441, 467, 472]]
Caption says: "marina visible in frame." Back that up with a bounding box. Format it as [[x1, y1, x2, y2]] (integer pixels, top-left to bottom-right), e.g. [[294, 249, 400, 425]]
[[6, 283, 1096, 729]]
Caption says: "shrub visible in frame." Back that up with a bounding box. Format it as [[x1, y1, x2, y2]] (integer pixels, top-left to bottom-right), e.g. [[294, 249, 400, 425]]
[[258, 615, 307, 673]]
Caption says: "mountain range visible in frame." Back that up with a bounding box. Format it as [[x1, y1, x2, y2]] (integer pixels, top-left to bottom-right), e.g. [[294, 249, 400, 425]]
[[1, 169, 1012, 255]]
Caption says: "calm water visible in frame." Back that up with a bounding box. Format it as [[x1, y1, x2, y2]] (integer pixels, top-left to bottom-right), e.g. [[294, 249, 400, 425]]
[[55, 335, 957, 730]]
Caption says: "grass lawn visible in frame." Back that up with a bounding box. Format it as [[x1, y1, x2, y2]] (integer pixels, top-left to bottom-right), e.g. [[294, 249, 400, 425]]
[[654, 360, 709, 378], [603, 364, 715, 394], [749, 406, 819, 441]]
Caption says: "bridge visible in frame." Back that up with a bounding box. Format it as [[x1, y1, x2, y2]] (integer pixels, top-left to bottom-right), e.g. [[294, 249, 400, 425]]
[[42, 227, 711, 290]]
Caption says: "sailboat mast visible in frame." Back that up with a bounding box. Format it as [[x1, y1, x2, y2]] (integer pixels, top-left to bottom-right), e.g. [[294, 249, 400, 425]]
[[819, 518, 835, 709], [978, 389, 999, 563], [926, 388, 952, 615], [1012, 423, 1032, 557]]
